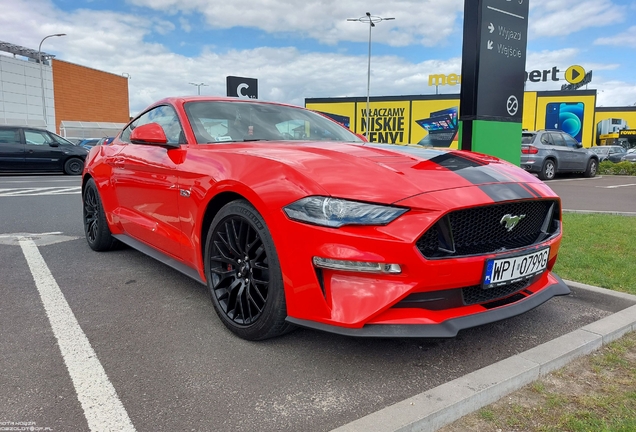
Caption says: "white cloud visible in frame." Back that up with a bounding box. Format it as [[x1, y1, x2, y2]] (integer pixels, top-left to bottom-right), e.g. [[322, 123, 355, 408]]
[[594, 25, 636, 48], [596, 81, 636, 107], [125, 0, 465, 47], [0, 0, 464, 115], [529, 0, 626, 38], [179, 17, 192, 33], [1, 0, 635, 118]]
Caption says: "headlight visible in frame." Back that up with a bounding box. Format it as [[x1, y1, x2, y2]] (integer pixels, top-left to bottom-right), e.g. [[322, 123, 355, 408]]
[[283, 196, 408, 228]]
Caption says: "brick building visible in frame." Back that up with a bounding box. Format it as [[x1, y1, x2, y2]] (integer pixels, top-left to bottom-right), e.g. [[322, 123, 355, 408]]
[[52, 59, 130, 134]]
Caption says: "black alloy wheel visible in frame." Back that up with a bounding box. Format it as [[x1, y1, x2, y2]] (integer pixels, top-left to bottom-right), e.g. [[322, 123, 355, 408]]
[[64, 157, 84, 175], [205, 200, 291, 340], [83, 178, 117, 251]]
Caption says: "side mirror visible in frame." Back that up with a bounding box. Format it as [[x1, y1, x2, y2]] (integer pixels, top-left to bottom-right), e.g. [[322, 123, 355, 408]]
[[130, 123, 174, 147], [576, 143, 583, 148], [49, 142, 59, 147]]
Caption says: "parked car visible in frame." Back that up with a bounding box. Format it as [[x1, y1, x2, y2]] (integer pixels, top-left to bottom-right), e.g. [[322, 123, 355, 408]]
[[78, 138, 101, 150], [95, 137, 115, 146], [621, 152, 636, 163], [82, 97, 569, 340], [0, 126, 88, 175], [65, 137, 83, 145], [590, 145, 627, 163], [520, 130, 599, 180]]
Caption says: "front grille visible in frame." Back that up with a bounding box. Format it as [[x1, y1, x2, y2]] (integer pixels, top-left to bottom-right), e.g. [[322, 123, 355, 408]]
[[462, 279, 530, 306], [394, 278, 534, 311], [416, 200, 560, 259]]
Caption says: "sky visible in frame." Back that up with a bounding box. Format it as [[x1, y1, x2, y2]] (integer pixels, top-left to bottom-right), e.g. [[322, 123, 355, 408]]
[[1, 0, 636, 117]]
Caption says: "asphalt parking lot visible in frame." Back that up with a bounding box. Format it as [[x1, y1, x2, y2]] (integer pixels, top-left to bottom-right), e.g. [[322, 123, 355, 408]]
[[1, 174, 635, 432], [545, 174, 636, 214]]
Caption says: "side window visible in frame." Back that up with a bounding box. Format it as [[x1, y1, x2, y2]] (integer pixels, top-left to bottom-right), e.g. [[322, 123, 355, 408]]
[[24, 130, 54, 146], [121, 105, 184, 145], [540, 134, 553, 145], [0, 128, 20, 144], [562, 134, 579, 148], [550, 133, 566, 147]]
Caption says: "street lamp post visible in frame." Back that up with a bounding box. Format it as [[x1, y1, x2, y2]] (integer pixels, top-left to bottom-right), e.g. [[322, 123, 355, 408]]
[[38, 33, 66, 130], [189, 82, 208, 95], [347, 12, 394, 139]]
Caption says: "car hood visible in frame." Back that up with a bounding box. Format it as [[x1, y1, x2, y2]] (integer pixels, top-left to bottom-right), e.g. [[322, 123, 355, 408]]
[[232, 142, 549, 204]]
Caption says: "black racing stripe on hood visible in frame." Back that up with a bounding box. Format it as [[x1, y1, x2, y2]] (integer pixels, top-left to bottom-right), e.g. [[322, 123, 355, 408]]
[[366, 144, 517, 186], [429, 152, 515, 185], [520, 183, 542, 198], [479, 183, 535, 202]]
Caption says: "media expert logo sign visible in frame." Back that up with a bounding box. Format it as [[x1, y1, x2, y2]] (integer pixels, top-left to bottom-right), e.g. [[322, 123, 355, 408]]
[[361, 107, 405, 143], [428, 65, 589, 87], [226, 76, 258, 99]]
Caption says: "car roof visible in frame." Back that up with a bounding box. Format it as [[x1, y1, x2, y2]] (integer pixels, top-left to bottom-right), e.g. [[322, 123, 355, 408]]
[[148, 96, 304, 111], [0, 125, 48, 131]]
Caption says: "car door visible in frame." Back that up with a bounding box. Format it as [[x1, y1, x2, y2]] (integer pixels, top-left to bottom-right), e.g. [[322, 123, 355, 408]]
[[548, 133, 573, 170], [111, 105, 186, 258], [23, 129, 66, 172], [561, 133, 587, 171], [609, 147, 625, 163], [0, 127, 25, 171]]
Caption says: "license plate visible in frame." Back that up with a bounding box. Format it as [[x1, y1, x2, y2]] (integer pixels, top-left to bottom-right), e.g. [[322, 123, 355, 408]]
[[483, 247, 550, 289]]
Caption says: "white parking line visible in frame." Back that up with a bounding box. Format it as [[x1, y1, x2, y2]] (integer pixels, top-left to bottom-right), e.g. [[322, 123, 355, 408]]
[[596, 183, 636, 189], [546, 177, 603, 183], [18, 238, 136, 432], [0, 186, 81, 196]]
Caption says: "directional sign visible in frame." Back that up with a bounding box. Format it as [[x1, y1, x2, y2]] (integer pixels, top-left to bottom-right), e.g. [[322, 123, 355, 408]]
[[460, 0, 530, 122], [565, 65, 586, 85]]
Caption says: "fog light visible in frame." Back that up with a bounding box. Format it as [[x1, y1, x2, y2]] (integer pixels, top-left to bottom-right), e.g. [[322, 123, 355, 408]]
[[312, 257, 402, 274]]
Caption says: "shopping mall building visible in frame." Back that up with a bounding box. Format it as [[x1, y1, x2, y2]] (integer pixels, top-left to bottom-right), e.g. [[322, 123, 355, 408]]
[[0, 40, 130, 138]]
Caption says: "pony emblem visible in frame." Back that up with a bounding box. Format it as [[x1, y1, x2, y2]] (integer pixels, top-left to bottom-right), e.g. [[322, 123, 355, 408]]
[[500, 214, 526, 232]]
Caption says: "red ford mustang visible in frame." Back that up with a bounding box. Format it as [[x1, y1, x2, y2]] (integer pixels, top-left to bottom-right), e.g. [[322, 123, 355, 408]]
[[82, 96, 570, 340]]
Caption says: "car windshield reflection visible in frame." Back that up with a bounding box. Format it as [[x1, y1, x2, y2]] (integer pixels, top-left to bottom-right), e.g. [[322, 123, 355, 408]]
[[184, 101, 363, 144]]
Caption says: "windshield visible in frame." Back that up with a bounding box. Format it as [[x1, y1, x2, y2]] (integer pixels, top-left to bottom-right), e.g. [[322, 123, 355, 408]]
[[591, 147, 609, 154], [50, 132, 75, 146], [184, 101, 363, 144]]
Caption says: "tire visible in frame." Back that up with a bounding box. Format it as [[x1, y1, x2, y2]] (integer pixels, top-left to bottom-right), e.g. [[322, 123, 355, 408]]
[[584, 158, 598, 178], [538, 159, 556, 181], [83, 178, 118, 251], [204, 200, 292, 340], [64, 157, 84, 175]]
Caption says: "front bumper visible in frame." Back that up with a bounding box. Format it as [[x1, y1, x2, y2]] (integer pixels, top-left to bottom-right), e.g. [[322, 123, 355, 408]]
[[286, 273, 570, 337]]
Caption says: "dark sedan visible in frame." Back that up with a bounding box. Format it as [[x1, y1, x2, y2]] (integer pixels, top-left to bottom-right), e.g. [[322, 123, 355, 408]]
[[0, 126, 88, 175], [591, 145, 627, 163], [621, 152, 636, 163]]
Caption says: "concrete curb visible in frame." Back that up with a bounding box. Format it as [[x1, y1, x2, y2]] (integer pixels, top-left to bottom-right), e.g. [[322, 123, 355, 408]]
[[563, 209, 636, 217], [331, 282, 636, 432]]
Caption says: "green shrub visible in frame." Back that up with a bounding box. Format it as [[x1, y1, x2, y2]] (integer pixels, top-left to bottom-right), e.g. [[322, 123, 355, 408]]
[[598, 160, 636, 176]]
